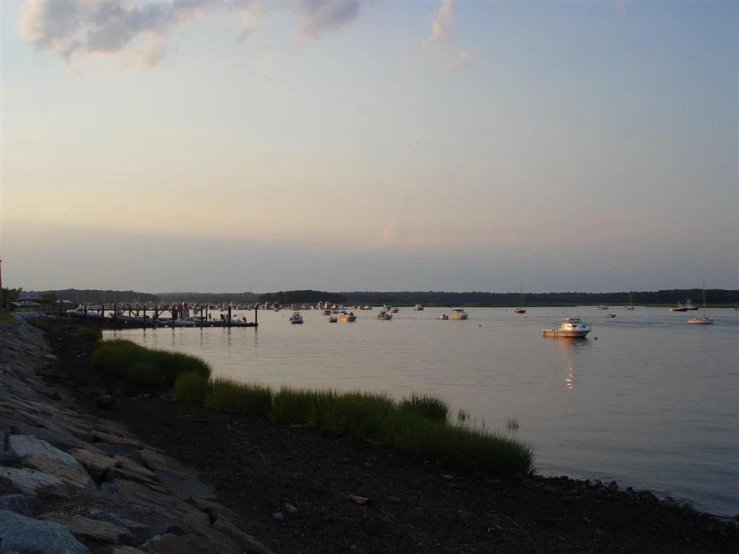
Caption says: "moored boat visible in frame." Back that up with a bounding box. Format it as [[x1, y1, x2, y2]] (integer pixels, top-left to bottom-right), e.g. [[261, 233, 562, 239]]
[[669, 302, 688, 312], [451, 308, 469, 320], [289, 312, 304, 324], [688, 281, 713, 325], [338, 312, 356, 322], [413, 304, 424, 311], [542, 318, 591, 338], [377, 310, 392, 320], [438, 314, 449, 320]]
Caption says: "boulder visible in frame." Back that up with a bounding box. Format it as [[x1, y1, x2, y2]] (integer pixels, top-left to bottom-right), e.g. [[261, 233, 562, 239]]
[[69, 448, 117, 480], [0, 466, 68, 498], [0, 509, 88, 553], [41, 512, 135, 545], [8, 434, 88, 473], [0, 493, 39, 516], [22, 455, 95, 490]]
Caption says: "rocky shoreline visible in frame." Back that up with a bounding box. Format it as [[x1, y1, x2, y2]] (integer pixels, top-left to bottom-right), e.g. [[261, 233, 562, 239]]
[[2, 314, 738, 553], [0, 315, 273, 553]]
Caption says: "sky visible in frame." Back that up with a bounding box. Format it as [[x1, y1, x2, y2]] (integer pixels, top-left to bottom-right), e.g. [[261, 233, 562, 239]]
[[1, 0, 737, 294]]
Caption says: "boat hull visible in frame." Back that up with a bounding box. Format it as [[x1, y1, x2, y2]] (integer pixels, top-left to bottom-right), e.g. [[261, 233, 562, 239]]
[[688, 317, 713, 325], [542, 329, 591, 338]]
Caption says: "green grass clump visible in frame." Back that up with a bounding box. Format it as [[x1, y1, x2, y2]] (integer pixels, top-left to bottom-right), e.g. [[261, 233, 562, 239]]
[[28, 318, 52, 332], [0, 311, 13, 323], [92, 340, 211, 389], [399, 394, 449, 424], [205, 378, 273, 417], [174, 372, 210, 405], [77, 326, 102, 342], [125, 361, 164, 388]]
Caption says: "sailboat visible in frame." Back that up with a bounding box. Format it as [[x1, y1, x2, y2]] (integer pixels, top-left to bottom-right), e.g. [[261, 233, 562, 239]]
[[688, 280, 713, 325], [514, 283, 526, 314], [624, 291, 635, 311]]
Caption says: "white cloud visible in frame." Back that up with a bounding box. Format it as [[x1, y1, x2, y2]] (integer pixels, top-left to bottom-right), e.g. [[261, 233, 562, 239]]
[[424, 0, 455, 48], [297, 0, 363, 39], [422, 0, 477, 71]]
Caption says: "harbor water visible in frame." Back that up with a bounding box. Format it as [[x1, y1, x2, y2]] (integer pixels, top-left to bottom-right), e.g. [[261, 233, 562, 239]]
[[105, 307, 739, 517]]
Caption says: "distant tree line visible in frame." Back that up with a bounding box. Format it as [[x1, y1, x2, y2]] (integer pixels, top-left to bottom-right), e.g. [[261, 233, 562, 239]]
[[3, 288, 735, 309], [258, 290, 347, 304]]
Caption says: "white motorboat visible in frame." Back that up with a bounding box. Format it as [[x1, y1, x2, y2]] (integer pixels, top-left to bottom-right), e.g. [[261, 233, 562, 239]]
[[438, 314, 449, 320], [451, 308, 468, 320], [289, 312, 304, 324], [328, 316, 338, 323], [685, 299, 699, 311], [596, 305, 609, 310], [377, 310, 392, 320], [605, 313, 617, 318], [542, 318, 591, 338], [669, 302, 688, 312], [413, 304, 424, 311], [688, 281, 713, 325], [624, 292, 635, 310]]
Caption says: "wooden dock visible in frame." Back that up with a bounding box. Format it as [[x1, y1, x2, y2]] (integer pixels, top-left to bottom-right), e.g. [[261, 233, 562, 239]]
[[60, 302, 258, 329]]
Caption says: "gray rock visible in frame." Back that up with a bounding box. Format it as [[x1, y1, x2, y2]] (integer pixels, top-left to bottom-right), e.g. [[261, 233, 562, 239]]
[[97, 394, 115, 410], [41, 512, 134, 545], [0, 494, 39, 516], [0, 509, 89, 553], [272, 512, 284, 521], [22, 455, 95, 490], [101, 479, 209, 525], [284, 503, 298, 514], [155, 470, 216, 501], [0, 466, 68, 498], [68, 448, 117, 480], [88, 508, 156, 545]]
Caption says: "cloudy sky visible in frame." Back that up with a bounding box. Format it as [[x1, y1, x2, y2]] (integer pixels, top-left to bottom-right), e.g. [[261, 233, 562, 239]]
[[2, 0, 737, 294]]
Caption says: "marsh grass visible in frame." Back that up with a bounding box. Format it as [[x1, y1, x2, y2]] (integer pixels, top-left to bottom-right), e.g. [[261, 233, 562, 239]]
[[399, 394, 449, 423], [0, 312, 13, 323], [77, 326, 102, 342], [28, 318, 53, 332], [94, 341, 533, 475], [205, 378, 273, 417], [175, 372, 210, 405], [92, 339, 211, 388]]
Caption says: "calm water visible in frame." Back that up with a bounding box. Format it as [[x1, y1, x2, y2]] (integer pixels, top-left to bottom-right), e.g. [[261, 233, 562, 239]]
[[105, 307, 739, 517]]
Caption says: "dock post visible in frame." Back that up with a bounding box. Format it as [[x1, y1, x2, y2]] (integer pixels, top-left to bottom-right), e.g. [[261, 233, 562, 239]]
[[143, 305, 147, 329], [200, 305, 204, 326], [83, 304, 87, 320], [113, 303, 117, 325], [254, 305, 258, 327], [228, 305, 232, 328]]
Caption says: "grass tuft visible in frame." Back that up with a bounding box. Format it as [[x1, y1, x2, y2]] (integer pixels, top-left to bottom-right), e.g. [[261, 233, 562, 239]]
[[28, 318, 53, 332], [175, 372, 210, 405], [92, 339, 211, 389], [205, 378, 273, 417], [0, 311, 13, 323], [399, 394, 449, 423], [77, 326, 102, 342]]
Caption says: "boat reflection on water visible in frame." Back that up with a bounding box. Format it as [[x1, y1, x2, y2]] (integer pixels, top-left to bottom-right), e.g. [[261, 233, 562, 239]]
[[554, 338, 593, 395]]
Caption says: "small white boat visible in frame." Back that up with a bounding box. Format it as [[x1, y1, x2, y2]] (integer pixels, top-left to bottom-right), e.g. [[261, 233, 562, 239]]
[[596, 305, 609, 310], [328, 316, 337, 323], [688, 280, 713, 325], [605, 313, 616, 318], [685, 299, 698, 311], [438, 314, 449, 320], [413, 304, 424, 311], [377, 310, 392, 320], [624, 292, 635, 310], [289, 312, 304, 324], [543, 318, 591, 338], [339, 312, 356, 322], [391, 307, 399, 313], [451, 308, 468, 320]]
